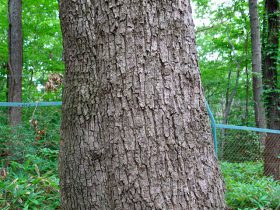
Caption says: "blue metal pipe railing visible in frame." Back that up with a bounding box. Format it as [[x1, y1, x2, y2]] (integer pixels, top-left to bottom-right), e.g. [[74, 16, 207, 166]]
[[1, 101, 280, 156]]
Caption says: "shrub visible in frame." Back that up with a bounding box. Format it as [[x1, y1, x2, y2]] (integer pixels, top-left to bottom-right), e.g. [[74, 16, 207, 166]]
[[218, 130, 262, 162], [221, 162, 280, 209], [0, 152, 60, 209]]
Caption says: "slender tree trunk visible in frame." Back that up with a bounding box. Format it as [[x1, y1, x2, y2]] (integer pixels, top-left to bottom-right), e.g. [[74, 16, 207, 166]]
[[220, 28, 242, 160], [223, 27, 242, 124], [263, 0, 280, 180], [223, 68, 241, 121], [248, 0, 266, 130], [241, 3, 250, 126], [8, 0, 22, 126], [221, 66, 240, 160], [244, 36, 250, 126], [59, 0, 226, 209]]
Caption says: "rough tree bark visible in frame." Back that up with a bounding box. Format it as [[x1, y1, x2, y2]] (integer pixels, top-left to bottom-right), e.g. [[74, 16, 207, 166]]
[[8, 0, 22, 126], [59, 0, 226, 209], [263, 0, 280, 180], [248, 0, 266, 129]]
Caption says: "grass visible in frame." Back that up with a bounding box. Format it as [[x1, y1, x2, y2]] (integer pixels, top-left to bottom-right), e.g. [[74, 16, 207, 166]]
[[0, 122, 279, 209]]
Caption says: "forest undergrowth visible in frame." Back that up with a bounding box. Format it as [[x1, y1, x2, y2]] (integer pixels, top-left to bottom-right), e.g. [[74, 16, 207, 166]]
[[0, 114, 279, 210]]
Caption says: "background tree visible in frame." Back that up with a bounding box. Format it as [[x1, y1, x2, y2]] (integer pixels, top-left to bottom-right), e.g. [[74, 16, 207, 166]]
[[248, 0, 266, 130], [262, 0, 280, 180], [59, 0, 226, 209], [8, 0, 23, 126], [194, 0, 253, 124], [21, 0, 64, 101], [194, 0, 262, 161], [0, 0, 63, 124]]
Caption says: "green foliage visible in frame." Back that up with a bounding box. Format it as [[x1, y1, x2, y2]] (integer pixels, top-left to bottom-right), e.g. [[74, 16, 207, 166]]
[[22, 0, 64, 103], [222, 162, 280, 209], [0, 106, 61, 154], [0, 155, 60, 209], [0, 111, 60, 209], [0, 125, 37, 163], [0, 1, 8, 101], [218, 130, 261, 162], [0, 0, 63, 105], [193, 0, 275, 163], [195, 0, 254, 109], [1, 132, 279, 210]]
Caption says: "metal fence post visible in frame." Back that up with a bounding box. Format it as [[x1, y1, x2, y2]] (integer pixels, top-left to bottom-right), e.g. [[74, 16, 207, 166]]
[[205, 101, 218, 156]]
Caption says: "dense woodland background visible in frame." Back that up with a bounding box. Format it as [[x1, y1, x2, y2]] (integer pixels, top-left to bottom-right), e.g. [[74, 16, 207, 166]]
[[0, 0, 279, 209], [0, 0, 278, 127]]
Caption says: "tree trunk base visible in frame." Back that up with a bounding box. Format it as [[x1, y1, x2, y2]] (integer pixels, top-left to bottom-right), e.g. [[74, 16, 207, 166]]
[[264, 134, 280, 180]]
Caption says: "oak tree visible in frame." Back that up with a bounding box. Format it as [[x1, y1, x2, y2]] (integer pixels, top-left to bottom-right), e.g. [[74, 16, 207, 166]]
[[59, 0, 226, 209]]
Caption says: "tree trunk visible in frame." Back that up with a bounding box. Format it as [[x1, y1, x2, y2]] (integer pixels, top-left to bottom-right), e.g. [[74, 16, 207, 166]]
[[244, 33, 250, 126], [59, 0, 226, 209], [241, 5, 250, 126], [248, 0, 266, 129], [220, 28, 242, 160], [262, 0, 280, 180], [8, 0, 22, 126]]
